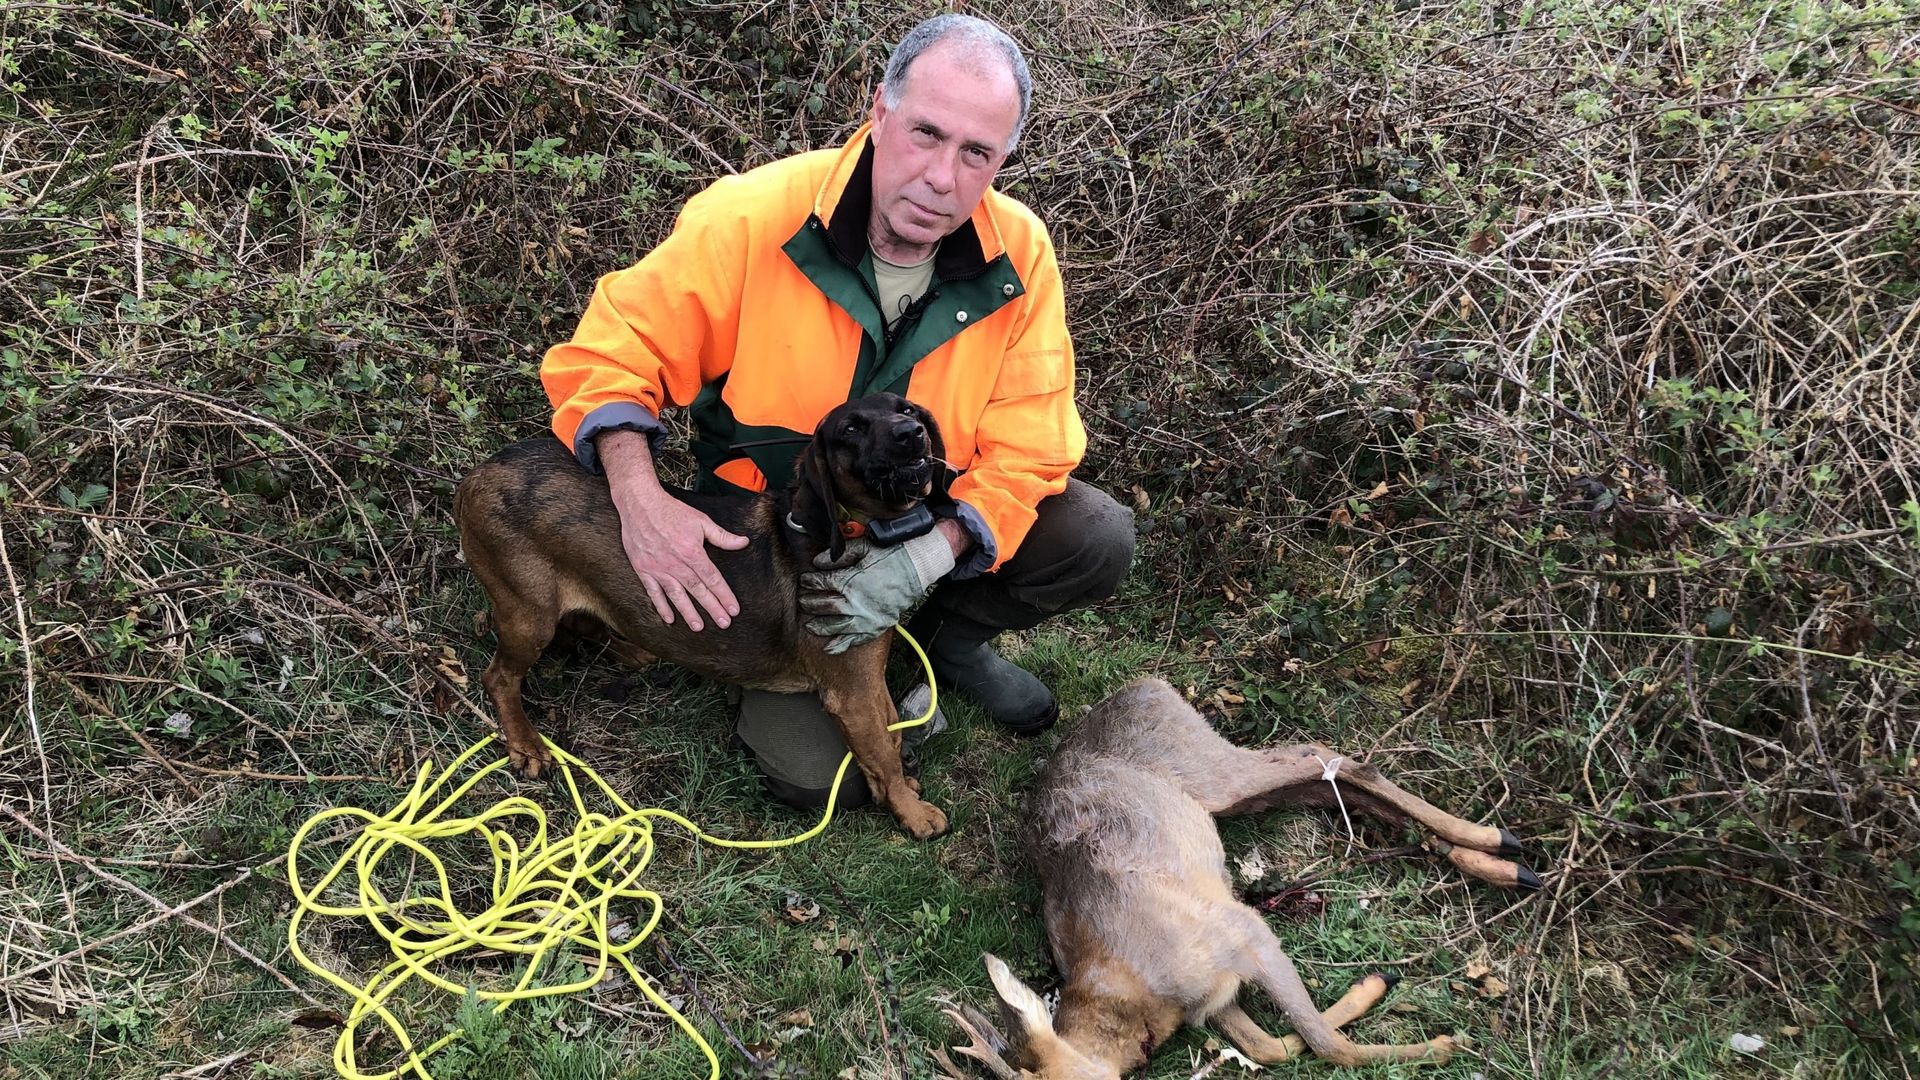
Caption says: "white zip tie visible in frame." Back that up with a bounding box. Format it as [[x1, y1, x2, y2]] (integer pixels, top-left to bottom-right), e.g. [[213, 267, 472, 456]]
[[1316, 755, 1356, 858]]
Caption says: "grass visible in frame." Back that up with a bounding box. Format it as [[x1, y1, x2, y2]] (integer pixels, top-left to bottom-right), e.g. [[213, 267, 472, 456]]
[[0, 589, 1893, 1079]]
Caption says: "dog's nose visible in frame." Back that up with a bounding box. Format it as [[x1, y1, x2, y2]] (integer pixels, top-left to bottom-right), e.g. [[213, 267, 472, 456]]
[[889, 415, 926, 447]]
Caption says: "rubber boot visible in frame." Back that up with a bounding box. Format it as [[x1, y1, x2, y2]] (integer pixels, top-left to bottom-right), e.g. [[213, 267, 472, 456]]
[[905, 608, 1057, 735]]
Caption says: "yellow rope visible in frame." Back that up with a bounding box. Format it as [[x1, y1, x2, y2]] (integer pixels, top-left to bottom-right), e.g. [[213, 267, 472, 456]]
[[286, 628, 939, 1080]]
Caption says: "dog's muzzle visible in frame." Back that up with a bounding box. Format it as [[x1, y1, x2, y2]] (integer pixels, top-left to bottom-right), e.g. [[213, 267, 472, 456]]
[[869, 456, 934, 503]]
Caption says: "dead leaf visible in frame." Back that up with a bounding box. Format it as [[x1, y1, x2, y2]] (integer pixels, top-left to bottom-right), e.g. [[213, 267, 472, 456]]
[[1367, 481, 1389, 499], [1477, 974, 1509, 999], [1465, 959, 1491, 981], [776, 1008, 814, 1029], [1328, 506, 1352, 528], [1396, 679, 1423, 707], [436, 645, 469, 688], [783, 894, 821, 924]]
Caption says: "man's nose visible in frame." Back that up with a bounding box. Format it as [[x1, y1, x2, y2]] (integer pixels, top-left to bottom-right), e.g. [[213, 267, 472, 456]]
[[924, 148, 956, 194]]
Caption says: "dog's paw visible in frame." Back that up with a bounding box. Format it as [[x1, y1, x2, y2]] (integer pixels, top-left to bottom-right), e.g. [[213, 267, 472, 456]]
[[894, 798, 948, 841], [507, 741, 556, 780]]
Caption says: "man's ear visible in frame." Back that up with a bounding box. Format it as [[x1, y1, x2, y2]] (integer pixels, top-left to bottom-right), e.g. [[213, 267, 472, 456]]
[[792, 433, 845, 562], [982, 952, 1054, 1050]]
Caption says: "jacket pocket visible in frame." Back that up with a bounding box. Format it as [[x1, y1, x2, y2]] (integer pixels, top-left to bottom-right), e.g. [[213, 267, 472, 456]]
[[992, 347, 1070, 398]]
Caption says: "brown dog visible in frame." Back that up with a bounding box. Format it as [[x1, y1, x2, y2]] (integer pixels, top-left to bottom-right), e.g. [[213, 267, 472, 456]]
[[453, 393, 951, 839]]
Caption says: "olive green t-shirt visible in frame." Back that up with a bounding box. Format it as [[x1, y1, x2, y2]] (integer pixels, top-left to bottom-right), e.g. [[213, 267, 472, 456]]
[[871, 249, 937, 330]]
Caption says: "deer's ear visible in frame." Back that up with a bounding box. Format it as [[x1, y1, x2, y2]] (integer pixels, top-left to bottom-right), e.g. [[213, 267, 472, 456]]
[[983, 953, 1053, 1046]]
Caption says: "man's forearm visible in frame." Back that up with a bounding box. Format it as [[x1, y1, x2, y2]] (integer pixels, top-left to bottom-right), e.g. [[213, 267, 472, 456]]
[[934, 516, 972, 562], [597, 428, 666, 502]]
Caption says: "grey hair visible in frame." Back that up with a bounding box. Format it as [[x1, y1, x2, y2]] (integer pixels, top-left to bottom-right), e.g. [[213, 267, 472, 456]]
[[880, 15, 1033, 154]]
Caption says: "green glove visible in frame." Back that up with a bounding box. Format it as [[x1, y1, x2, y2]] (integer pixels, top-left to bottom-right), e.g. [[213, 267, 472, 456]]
[[799, 531, 957, 654]]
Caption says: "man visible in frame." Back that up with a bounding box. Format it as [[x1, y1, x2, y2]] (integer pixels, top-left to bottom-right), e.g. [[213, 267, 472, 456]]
[[540, 15, 1134, 808]]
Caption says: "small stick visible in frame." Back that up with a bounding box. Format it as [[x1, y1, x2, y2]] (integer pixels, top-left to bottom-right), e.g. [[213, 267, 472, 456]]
[[0, 805, 321, 1007]]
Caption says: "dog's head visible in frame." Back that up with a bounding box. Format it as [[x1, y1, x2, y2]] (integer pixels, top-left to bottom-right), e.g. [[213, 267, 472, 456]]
[[790, 393, 949, 561]]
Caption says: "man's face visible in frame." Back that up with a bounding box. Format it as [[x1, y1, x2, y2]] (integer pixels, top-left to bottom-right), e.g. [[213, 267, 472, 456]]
[[867, 43, 1020, 259]]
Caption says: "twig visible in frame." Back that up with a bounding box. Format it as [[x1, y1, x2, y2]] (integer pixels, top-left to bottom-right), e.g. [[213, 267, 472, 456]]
[[0, 804, 322, 1007], [0, 853, 285, 990], [650, 938, 766, 1072]]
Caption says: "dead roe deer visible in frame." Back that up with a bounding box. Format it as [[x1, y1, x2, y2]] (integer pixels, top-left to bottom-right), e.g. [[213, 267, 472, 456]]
[[944, 678, 1539, 1076]]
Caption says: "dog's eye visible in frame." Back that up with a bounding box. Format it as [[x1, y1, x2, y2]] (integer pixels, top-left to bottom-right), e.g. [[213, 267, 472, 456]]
[[843, 422, 859, 436]]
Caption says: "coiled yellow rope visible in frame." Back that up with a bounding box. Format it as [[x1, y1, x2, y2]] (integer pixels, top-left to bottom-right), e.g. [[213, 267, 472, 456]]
[[286, 628, 939, 1080]]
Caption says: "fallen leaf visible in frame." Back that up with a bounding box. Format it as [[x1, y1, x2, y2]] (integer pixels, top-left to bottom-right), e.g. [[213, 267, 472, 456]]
[[784, 893, 821, 924], [436, 645, 469, 688], [1465, 959, 1491, 981], [554, 1012, 592, 1038], [1477, 974, 1509, 999], [1234, 850, 1270, 883], [1368, 481, 1389, 499], [1329, 506, 1352, 528], [776, 1008, 814, 1029]]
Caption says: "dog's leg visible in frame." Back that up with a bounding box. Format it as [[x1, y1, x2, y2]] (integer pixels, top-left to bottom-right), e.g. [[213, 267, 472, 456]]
[[557, 612, 657, 669], [816, 641, 948, 840], [1211, 972, 1395, 1063], [480, 599, 560, 779]]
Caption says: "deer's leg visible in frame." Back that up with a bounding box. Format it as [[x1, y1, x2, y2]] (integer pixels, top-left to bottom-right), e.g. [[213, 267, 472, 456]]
[[1212, 972, 1396, 1063], [1193, 742, 1538, 890], [1241, 923, 1454, 1067]]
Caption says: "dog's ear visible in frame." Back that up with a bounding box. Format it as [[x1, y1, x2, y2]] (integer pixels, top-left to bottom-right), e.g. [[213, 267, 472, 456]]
[[916, 402, 955, 504], [792, 431, 845, 562]]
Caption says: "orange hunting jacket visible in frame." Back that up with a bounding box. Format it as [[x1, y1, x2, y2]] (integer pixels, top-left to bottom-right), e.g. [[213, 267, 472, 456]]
[[541, 124, 1084, 574]]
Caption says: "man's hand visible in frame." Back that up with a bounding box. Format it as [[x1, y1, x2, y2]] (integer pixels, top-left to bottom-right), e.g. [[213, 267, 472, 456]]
[[799, 530, 958, 654], [599, 429, 749, 631]]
